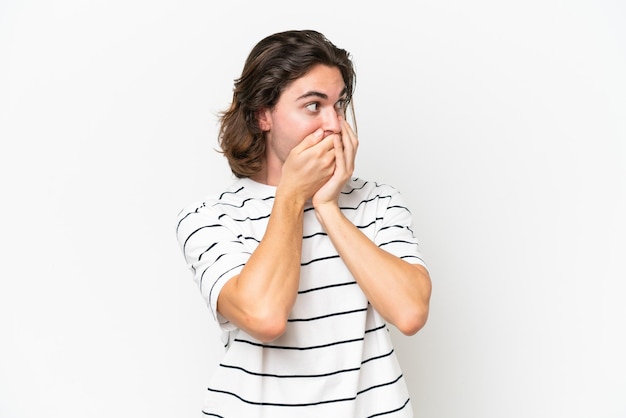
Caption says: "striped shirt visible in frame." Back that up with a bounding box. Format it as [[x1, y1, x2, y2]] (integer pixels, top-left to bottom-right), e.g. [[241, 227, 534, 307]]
[[176, 177, 427, 417]]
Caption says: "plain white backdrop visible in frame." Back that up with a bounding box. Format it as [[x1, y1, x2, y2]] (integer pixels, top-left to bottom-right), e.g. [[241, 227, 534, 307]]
[[1, 1, 625, 417]]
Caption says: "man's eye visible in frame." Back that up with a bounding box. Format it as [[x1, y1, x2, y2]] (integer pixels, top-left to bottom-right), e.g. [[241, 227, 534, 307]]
[[335, 100, 347, 115], [305, 102, 320, 112]]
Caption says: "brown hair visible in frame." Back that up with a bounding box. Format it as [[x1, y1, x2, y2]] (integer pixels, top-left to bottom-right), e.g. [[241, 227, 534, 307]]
[[218, 30, 357, 178]]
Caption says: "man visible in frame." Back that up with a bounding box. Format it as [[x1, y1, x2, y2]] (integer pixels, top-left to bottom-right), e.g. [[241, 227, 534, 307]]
[[176, 29, 431, 417]]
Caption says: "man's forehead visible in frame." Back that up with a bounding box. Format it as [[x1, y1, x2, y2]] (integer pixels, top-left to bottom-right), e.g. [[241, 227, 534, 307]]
[[288, 76, 346, 100]]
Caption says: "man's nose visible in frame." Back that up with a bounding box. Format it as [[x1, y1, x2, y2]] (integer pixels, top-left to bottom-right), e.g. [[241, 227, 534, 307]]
[[321, 107, 341, 135]]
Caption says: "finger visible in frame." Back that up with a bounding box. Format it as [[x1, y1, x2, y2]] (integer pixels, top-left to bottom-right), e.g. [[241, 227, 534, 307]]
[[341, 119, 358, 150], [292, 128, 325, 154], [341, 125, 354, 155], [333, 134, 346, 174], [339, 121, 356, 173], [343, 142, 354, 175], [306, 134, 336, 172]]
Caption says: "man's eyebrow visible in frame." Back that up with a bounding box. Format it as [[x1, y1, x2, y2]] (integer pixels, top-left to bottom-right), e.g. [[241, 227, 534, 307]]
[[295, 91, 328, 101], [295, 87, 347, 101]]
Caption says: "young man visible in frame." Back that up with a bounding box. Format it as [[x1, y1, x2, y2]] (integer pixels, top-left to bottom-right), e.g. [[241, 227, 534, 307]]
[[176, 30, 432, 417]]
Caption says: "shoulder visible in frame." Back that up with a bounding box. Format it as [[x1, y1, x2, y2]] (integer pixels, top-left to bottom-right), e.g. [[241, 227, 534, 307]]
[[178, 178, 265, 213], [339, 178, 414, 223], [342, 177, 401, 201], [175, 179, 245, 227], [176, 178, 277, 229]]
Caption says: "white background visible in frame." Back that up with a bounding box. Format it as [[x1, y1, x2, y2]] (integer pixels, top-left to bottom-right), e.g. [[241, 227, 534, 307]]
[[1, 1, 625, 417]]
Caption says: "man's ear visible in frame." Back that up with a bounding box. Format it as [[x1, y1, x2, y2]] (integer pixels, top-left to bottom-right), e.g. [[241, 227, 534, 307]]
[[257, 108, 271, 132]]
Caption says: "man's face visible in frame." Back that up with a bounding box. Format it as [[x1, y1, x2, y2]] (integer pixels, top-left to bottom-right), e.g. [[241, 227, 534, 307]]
[[259, 64, 347, 168]]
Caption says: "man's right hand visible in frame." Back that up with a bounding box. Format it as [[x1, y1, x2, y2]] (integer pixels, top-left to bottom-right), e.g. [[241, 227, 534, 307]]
[[278, 128, 338, 202]]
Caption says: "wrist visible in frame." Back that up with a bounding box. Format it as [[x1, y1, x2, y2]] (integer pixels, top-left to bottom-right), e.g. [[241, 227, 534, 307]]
[[275, 187, 307, 211], [313, 201, 342, 228]]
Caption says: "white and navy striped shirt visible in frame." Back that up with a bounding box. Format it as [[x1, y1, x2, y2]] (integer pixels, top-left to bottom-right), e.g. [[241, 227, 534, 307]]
[[176, 177, 427, 417]]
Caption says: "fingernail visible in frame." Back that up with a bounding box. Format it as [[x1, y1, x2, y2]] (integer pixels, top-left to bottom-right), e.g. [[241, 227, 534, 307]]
[[314, 128, 323, 138]]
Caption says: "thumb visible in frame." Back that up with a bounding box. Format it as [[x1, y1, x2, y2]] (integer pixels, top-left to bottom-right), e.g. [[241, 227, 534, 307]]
[[292, 128, 324, 153]]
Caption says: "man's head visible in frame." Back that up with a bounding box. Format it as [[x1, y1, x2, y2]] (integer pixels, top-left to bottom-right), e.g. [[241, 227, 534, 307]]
[[218, 30, 356, 178]]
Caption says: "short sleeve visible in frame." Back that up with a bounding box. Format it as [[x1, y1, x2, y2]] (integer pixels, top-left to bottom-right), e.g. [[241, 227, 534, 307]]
[[374, 186, 427, 269], [176, 203, 252, 332]]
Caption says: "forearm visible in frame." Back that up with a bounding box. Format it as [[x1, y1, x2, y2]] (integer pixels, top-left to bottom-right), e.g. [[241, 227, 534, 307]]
[[218, 191, 306, 341], [315, 203, 432, 335]]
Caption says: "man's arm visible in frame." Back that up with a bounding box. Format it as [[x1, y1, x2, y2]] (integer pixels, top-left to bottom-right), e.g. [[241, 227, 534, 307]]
[[217, 192, 306, 342], [313, 119, 432, 335], [217, 130, 337, 342], [314, 204, 432, 335]]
